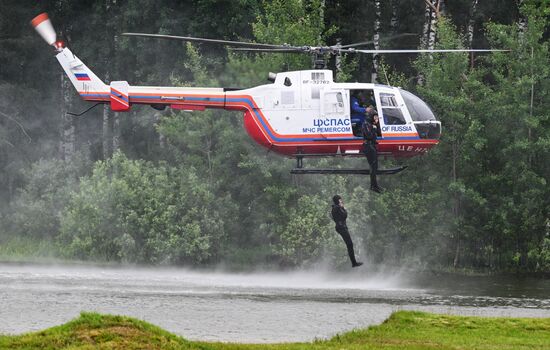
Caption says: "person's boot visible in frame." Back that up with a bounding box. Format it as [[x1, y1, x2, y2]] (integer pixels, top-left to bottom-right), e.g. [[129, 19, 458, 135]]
[[352, 262, 363, 268]]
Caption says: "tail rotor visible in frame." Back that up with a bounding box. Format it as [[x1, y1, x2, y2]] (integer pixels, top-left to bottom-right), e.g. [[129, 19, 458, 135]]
[[31, 13, 64, 50]]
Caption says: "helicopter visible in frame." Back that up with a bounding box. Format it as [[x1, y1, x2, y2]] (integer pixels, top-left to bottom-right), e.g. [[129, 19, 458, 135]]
[[32, 13, 505, 175]]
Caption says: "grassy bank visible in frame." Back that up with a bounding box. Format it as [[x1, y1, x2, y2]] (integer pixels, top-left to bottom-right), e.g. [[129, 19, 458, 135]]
[[0, 236, 60, 262], [1, 311, 549, 350]]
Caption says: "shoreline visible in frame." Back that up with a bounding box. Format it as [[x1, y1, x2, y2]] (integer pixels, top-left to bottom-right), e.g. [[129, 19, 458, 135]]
[[1, 257, 548, 278]]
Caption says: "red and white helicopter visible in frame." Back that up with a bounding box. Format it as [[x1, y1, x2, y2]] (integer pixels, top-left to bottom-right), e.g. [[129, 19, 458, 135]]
[[32, 13, 503, 175]]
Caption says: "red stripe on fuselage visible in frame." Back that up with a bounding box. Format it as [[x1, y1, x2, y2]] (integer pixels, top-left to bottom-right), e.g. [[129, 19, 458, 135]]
[[110, 94, 128, 107]]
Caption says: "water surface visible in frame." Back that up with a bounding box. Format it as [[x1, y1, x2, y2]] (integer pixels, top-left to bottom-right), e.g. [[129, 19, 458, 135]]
[[0, 263, 548, 342]]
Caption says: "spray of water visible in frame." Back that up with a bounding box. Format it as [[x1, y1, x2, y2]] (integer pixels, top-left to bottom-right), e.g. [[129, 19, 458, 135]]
[[1, 262, 414, 294]]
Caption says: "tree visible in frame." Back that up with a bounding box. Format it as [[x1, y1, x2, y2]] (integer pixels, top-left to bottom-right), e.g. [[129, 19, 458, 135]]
[[482, 2, 550, 269]]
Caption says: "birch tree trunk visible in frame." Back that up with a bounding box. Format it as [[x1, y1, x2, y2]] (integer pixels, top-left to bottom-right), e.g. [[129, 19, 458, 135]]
[[390, 0, 399, 34], [112, 113, 120, 153], [517, 0, 527, 34], [418, 0, 440, 84], [421, 1, 432, 49], [452, 140, 461, 268], [60, 64, 75, 161], [467, 0, 479, 68], [427, 0, 438, 51], [54, 0, 73, 160], [421, 0, 440, 50], [102, 0, 119, 158], [154, 111, 166, 148], [335, 37, 342, 79], [371, 0, 381, 83]]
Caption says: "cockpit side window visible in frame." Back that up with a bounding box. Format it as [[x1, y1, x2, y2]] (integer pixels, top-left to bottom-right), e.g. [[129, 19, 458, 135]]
[[379, 93, 405, 125]]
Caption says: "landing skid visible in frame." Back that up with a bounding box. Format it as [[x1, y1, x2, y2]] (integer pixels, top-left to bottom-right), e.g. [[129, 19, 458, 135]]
[[290, 166, 407, 175]]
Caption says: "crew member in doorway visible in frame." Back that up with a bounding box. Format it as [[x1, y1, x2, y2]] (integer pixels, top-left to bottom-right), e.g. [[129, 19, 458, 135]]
[[331, 195, 363, 268], [365, 90, 377, 109], [350, 91, 368, 133], [362, 110, 383, 193]]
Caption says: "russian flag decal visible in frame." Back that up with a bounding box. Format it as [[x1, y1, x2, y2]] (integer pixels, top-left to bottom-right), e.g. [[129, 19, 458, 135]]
[[75, 73, 91, 81]]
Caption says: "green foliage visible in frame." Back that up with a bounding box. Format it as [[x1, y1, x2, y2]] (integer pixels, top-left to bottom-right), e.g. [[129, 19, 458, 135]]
[[273, 194, 335, 266], [6, 156, 90, 239], [59, 152, 235, 264], [377, 59, 409, 88], [528, 237, 550, 272], [252, 0, 336, 70], [408, 8, 550, 270]]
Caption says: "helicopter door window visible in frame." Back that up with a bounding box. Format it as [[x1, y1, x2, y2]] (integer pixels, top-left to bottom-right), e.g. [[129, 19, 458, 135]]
[[379, 92, 406, 125], [329, 92, 344, 113], [311, 86, 320, 99], [323, 91, 345, 115], [336, 92, 343, 103]]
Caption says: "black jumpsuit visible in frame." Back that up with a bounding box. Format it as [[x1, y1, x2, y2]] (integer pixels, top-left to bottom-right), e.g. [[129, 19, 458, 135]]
[[331, 204, 359, 266], [361, 118, 379, 189]]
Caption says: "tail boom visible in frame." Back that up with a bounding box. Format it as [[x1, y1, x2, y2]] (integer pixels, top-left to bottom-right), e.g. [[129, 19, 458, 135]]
[[56, 47, 232, 111], [33, 12, 247, 114]]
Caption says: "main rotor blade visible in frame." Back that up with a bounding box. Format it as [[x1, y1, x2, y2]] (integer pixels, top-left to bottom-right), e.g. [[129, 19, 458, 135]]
[[122, 33, 296, 50], [351, 48, 509, 54], [339, 33, 417, 49], [230, 47, 305, 53]]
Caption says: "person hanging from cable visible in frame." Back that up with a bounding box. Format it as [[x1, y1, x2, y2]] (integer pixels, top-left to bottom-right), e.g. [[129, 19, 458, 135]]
[[331, 195, 363, 268]]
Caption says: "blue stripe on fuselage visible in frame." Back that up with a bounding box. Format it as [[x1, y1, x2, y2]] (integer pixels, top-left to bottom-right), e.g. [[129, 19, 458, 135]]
[[110, 91, 129, 103], [80, 93, 109, 98]]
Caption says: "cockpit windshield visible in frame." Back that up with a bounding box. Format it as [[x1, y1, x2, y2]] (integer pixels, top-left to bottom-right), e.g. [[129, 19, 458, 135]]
[[400, 89, 437, 122]]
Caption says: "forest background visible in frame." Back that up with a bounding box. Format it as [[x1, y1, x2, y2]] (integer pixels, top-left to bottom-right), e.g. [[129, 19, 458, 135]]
[[0, 0, 549, 272]]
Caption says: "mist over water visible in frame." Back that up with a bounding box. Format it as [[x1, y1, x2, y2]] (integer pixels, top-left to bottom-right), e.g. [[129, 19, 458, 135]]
[[1, 263, 549, 342]]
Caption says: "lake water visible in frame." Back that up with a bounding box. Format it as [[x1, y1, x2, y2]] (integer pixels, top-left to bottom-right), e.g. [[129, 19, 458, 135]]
[[0, 263, 549, 343]]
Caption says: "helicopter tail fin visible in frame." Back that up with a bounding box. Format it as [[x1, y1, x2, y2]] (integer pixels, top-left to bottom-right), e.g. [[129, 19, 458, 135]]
[[31, 13, 109, 102], [55, 48, 110, 102]]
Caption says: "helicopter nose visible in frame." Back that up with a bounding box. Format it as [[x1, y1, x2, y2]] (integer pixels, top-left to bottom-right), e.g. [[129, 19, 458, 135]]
[[415, 120, 441, 140], [399, 89, 441, 140]]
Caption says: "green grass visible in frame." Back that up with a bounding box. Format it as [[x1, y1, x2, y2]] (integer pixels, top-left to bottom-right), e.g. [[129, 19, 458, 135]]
[[1, 311, 549, 350], [0, 235, 60, 262]]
